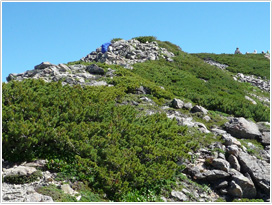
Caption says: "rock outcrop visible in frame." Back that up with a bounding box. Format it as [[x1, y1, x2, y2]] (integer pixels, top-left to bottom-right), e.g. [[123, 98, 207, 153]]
[[81, 39, 175, 69], [7, 62, 110, 87], [184, 128, 270, 201], [234, 73, 270, 92]]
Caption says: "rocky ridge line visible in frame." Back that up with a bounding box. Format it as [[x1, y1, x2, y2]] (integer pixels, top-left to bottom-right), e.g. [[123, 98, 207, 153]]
[[81, 39, 175, 69]]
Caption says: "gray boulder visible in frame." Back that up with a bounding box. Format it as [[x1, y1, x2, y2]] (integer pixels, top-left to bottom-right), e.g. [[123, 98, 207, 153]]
[[34, 62, 54, 70], [4, 166, 37, 177], [230, 168, 256, 198], [228, 181, 242, 197], [203, 169, 230, 181], [183, 102, 193, 110], [135, 86, 151, 95], [214, 180, 228, 189], [221, 133, 241, 147], [238, 151, 270, 194], [171, 98, 184, 109], [23, 193, 53, 202], [86, 64, 105, 75], [226, 145, 240, 157], [203, 115, 211, 122], [211, 158, 230, 172], [228, 154, 240, 171], [224, 117, 262, 139], [260, 132, 270, 146], [256, 122, 270, 132], [191, 105, 208, 115], [171, 190, 188, 201]]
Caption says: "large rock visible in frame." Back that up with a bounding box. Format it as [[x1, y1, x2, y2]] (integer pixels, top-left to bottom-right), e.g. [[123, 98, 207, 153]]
[[86, 64, 105, 75], [238, 151, 270, 194], [171, 98, 184, 109], [211, 158, 230, 172], [135, 86, 151, 95], [221, 133, 241, 147], [34, 62, 54, 70], [228, 154, 240, 171], [256, 122, 270, 132], [171, 190, 188, 201], [191, 105, 208, 115], [183, 102, 193, 110], [224, 117, 262, 139], [228, 181, 242, 197], [226, 145, 240, 157], [4, 166, 37, 176], [203, 170, 230, 181], [23, 193, 53, 202], [260, 132, 270, 146], [229, 168, 256, 198]]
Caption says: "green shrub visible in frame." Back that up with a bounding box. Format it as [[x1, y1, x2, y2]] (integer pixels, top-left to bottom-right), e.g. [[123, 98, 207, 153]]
[[133, 36, 157, 43], [111, 38, 123, 43], [36, 184, 77, 202], [232, 198, 264, 202], [2, 79, 202, 201], [4, 171, 42, 184]]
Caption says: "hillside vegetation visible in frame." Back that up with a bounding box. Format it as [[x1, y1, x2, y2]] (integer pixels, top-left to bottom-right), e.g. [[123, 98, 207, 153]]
[[2, 37, 270, 202]]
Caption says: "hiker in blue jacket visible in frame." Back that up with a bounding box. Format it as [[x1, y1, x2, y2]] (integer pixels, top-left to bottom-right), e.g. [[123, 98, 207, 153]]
[[101, 42, 111, 53]]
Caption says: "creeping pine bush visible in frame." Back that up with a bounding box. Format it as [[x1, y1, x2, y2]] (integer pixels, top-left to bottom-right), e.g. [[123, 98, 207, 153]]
[[133, 36, 157, 43], [111, 38, 123, 43], [3, 79, 198, 201]]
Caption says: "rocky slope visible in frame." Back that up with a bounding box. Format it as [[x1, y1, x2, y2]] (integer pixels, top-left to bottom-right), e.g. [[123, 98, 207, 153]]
[[2, 37, 270, 202]]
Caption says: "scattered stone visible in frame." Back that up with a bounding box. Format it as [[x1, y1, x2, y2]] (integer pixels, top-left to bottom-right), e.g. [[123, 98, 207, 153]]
[[61, 184, 75, 195], [171, 190, 188, 201], [235, 73, 270, 92], [135, 86, 151, 95], [204, 59, 228, 70], [245, 96, 257, 105]]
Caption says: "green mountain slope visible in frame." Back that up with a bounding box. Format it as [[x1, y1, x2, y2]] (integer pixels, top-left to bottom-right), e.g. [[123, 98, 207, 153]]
[[2, 37, 270, 202]]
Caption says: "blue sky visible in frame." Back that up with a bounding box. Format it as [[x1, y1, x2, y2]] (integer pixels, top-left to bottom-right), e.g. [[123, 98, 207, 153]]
[[2, 2, 270, 82]]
